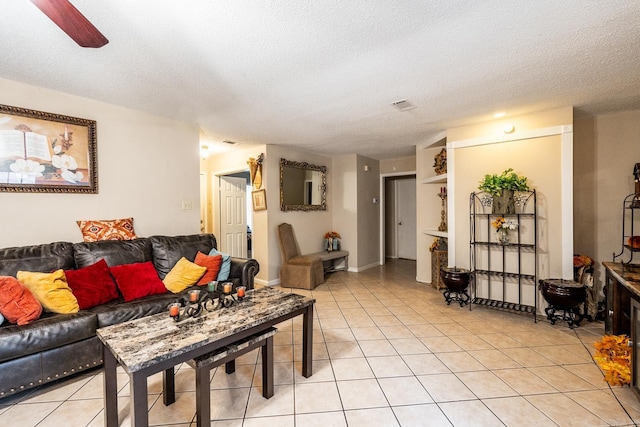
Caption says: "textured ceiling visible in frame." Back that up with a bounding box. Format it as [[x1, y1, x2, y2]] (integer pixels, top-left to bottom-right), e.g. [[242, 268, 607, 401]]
[[1, 1, 639, 159]]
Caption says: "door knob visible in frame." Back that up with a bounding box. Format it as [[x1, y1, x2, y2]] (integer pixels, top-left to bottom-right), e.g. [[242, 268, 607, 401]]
[[398, 222, 403, 226]]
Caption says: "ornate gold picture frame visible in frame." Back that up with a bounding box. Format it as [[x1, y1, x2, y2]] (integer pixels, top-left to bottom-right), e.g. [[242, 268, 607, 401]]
[[252, 189, 267, 211], [0, 104, 98, 193]]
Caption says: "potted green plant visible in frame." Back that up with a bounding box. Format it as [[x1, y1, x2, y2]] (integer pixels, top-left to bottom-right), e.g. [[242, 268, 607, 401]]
[[478, 168, 530, 214]]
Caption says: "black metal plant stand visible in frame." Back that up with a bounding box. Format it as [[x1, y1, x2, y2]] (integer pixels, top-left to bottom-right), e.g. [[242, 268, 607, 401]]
[[543, 304, 585, 328], [443, 288, 470, 307]]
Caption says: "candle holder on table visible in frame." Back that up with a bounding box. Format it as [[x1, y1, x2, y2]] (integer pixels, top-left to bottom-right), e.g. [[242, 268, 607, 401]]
[[438, 187, 447, 232], [171, 282, 242, 320]]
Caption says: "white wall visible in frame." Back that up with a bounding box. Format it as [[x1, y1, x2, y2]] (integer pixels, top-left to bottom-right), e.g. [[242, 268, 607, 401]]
[[205, 144, 332, 285], [356, 155, 381, 270], [448, 107, 573, 283], [574, 110, 640, 285], [0, 78, 200, 247], [265, 145, 332, 284]]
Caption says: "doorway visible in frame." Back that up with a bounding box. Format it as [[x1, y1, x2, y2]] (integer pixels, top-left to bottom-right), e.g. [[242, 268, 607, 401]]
[[383, 175, 417, 260], [218, 172, 252, 258]]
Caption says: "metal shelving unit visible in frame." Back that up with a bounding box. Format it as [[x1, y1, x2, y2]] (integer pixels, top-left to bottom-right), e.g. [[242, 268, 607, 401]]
[[469, 190, 538, 321], [613, 193, 640, 264]]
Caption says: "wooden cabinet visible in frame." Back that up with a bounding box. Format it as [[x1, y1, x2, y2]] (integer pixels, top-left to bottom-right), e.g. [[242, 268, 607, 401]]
[[604, 262, 640, 397], [604, 262, 640, 336], [631, 299, 640, 398]]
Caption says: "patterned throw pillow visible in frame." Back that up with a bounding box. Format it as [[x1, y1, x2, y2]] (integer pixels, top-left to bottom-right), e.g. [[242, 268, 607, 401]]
[[76, 217, 137, 242], [16, 270, 80, 314]]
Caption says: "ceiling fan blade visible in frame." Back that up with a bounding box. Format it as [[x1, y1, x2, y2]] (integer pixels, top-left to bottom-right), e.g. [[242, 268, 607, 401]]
[[31, 0, 108, 48]]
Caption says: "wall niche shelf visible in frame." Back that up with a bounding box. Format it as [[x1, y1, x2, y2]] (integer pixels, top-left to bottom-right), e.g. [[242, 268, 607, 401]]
[[416, 130, 449, 285], [423, 229, 448, 238], [469, 190, 538, 321], [421, 173, 447, 184]]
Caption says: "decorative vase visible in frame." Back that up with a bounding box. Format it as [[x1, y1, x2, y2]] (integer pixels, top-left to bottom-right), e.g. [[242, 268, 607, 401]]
[[497, 229, 510, 245], [332, 238, 339, 251], [492, 189, 515, 214], [326, 238, 333, 252]]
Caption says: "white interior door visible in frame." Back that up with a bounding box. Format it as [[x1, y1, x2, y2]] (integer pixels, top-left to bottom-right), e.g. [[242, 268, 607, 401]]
[[219, 176, 247, 257], [397, 178, 417, 260]]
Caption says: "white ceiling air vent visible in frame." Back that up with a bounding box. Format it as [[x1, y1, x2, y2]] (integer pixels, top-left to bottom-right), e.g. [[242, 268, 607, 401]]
[[222, 140, 238, 145], [391, 99, 416, 112]]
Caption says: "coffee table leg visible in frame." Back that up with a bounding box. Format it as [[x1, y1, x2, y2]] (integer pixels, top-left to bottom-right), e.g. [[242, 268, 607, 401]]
[[130, 372, 149, 427], [163, 367, 176, 406], [302, 304, 314, 377], [103, 347, 118, 427], [195, 366, 210, 427], [262, 335, 274, 398]]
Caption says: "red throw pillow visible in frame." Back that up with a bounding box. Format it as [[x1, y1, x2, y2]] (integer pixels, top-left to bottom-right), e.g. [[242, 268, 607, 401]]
[[0, 276, 43, 325], [109, 262, 167, 302], [194, 252, 223, 285], [65, 260, 120, 309]]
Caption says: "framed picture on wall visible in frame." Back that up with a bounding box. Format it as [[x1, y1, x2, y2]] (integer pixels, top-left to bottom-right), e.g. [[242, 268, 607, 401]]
[[252, 189, 267, 211], [0, 103, 98, 193]]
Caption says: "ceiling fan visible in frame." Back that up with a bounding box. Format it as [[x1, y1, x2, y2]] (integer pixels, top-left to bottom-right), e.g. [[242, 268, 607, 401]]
[[31, 0, 108, 48]]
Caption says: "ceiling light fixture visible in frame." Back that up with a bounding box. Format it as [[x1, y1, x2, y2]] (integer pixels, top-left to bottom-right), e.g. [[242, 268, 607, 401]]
[[200, 144, 210, 159], [222, 140, 238, 145], [503, 124, 515, 134]]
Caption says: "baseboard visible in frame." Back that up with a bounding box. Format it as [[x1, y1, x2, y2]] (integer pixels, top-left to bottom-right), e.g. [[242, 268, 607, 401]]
[[254, 277, 280, 287], [350, 262, 379, 272]]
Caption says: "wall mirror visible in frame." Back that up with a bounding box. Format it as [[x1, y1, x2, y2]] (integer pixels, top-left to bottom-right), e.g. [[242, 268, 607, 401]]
[[280, 158, 327, 211]]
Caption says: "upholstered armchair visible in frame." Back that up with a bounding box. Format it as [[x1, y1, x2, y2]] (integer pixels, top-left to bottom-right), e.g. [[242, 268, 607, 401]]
[[277, 223, 324, 289]]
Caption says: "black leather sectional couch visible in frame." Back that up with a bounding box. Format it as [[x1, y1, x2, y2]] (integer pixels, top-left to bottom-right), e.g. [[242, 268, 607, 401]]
[[0, 233, 259, 398]]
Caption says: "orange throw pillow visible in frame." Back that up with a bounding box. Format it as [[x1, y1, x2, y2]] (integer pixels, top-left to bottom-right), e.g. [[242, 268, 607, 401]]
[[0, 276, 43, 325], [76, 217, 137, 242], [194, 252, 223, 285]]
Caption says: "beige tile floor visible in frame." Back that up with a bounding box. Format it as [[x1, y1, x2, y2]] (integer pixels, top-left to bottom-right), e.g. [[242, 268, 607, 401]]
[[2, 259, 640, 426]]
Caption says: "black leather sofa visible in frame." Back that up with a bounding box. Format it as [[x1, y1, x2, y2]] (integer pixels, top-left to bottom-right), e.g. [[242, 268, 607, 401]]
[[0, 233, 259, 398]]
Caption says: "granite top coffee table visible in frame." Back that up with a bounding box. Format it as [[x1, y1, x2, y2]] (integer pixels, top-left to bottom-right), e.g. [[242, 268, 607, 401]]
[[97, 287, 315, 427]]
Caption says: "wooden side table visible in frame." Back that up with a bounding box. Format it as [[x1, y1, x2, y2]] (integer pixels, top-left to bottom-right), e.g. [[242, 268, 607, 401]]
[[431, 250, 448, 290]]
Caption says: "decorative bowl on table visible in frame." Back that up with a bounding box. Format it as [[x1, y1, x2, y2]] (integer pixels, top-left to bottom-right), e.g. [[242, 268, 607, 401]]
[[441, 267, 470, 292], [539, 279, 587, 311], [441, 267, 471, 306], [538, 278, 587, 327]]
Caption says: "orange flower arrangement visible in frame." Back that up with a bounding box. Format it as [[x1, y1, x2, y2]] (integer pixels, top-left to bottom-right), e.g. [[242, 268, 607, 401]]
[[593, 335, 631, 386], [573, 254, 594, 268], [324, 231, 341, 239]]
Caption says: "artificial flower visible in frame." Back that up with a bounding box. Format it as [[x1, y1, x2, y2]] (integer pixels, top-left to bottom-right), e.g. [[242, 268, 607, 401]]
[[491, 217, 518, 231], [324, 231, 341, 239], [61, 169, 84, 183], [52, 154, 78, 171], [9, 159, 44, 177], [574, 254, 594, 268], [593, 335, 631, 386]]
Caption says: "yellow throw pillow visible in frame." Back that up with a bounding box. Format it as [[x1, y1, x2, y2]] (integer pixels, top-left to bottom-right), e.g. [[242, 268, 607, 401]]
[[17, 269, 79, 314], [163, 257, 207, 293]]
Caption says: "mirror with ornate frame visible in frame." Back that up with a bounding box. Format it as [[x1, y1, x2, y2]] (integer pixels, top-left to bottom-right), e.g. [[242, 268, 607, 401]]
[[280, 158, 327, 211]]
